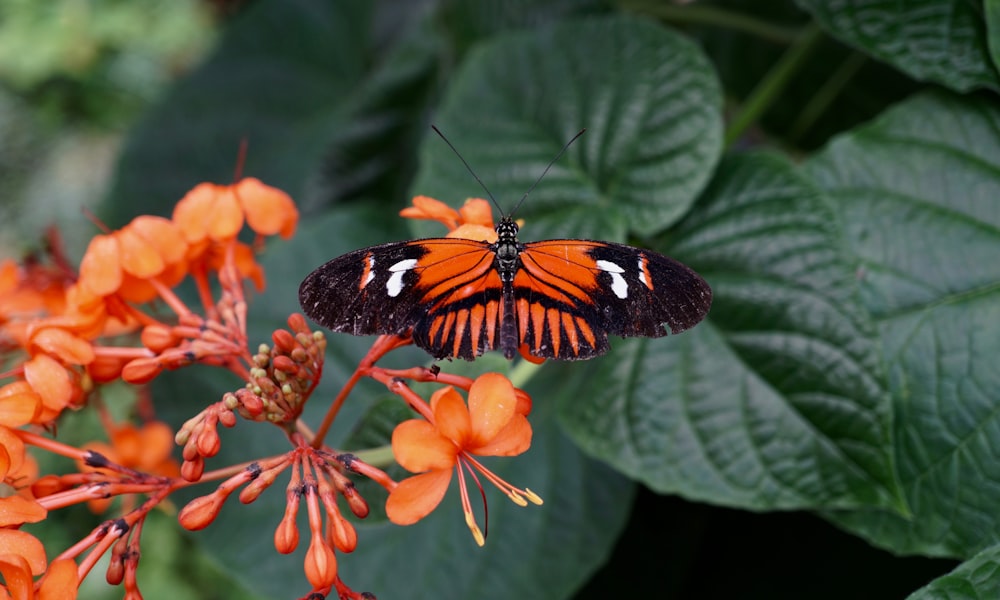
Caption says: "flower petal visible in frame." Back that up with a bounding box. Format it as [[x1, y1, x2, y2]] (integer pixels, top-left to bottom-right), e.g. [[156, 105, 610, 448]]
[[236, 178, 298, 238], [431, 386, 471, 445], [0, 495, 46, 527], [172, 183, 217, 244], [0, 426, 26, 479], [128, 215, 187, 265], [38, 558, 79, 600], [469, 414, 532, 457], [385, 469, 452, 525], [467, 373, 516, 446], [23, 355, 74, 414], [0, 529, 47, 575], [0, 553, 34, 599], [399, 196, 460, 229], [447, 224, 497, 242], [29, 328, 95, 365], [78, 234, 121, 297], [391, 420, 456, 473], [207, 187, 244, 240], [173, 183, 244, 242], [116, 227, 165, 279], [0, 384, 41, 428], [458, 198, 495, 227]]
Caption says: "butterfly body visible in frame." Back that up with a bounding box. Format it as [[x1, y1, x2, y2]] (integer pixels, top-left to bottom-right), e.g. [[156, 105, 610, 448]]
[[299, 216, 711, 361]]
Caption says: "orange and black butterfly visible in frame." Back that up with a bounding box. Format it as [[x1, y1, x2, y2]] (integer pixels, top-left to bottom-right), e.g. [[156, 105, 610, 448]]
[[298, 131, 711, 361]]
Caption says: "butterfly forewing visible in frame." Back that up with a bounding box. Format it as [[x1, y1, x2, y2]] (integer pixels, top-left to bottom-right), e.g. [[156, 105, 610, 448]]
[[298, 238, 504, 359]]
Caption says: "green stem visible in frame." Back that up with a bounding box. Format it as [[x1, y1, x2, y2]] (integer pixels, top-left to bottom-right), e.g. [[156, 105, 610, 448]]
[[508, 357, 543, 389], [725, 22, 824, 147], [354, 444, 396, 468], [620, 0, 803, 44], [786, 50, 868, 144]]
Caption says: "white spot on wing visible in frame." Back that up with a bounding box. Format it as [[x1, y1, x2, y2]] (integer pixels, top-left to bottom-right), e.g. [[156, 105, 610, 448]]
[[386, 258, 417, 297], [637, 257, 647, 286], [362, 255, 376, 287], [596, 259, 628, 299]]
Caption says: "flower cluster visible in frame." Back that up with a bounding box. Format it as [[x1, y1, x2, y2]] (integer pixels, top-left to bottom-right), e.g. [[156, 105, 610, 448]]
[[0, 188, 541, 599]]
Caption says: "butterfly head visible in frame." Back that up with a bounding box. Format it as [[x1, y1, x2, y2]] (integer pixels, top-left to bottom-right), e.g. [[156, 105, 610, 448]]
[[495, 216, 519, 243]]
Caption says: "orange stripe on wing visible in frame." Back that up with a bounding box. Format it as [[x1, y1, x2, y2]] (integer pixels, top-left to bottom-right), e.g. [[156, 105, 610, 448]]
[[639, 255, 654, 290], [561, 311, 579, 357], [441, 311, 456, 350], [575, 315, 596, 350], [428, 314, 445, 347], [485, 300, 500, 350], [358, 252, 374, 290], [529, 302, 546, 353], [516, 297, 530, 345], [452, 309, 469, 358], [468, 303, 485, 355], [546, 307, 561, 357]]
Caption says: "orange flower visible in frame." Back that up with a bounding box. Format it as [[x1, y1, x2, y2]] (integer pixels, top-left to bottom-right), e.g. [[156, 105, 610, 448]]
[[0, 383, 41, 428], [22, 355, 84, 423], [82, 420, 178, 478], [78, 216, 189, 303], [0, 425, 38, 495], [0, 533, 78, 599], [385, 373, 538, 545], [173, 178, 298, 245], [400, 196, 497, 242], [0, 259, 69, 325]]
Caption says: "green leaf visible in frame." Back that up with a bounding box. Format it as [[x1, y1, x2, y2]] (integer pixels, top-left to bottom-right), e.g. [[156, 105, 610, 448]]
[[437, 0, 611, 53], [309, 14, 444, 208], [807, 91, 1000, 557], [338, 396, 413, 524], [989, 0, 1000, 76], [797, 0, 1000, 92], [908, 544, 1000, 600], [410, 14, 723, 240], [559, 151, 900, 511]]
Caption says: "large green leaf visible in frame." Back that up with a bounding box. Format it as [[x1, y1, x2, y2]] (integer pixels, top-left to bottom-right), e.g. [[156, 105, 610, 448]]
[[410, 14, 723, 241], [988, 0, 1000, 75], [908, 544, 1000, 600], [558, 152, 900, 511], [807, 91, 1000, 558], [797, 0, 1000, 92]]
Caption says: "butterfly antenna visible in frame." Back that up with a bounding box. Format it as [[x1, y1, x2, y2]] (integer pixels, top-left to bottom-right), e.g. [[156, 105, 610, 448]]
[[431, 125, 503, 216], [508, 128, 586, 219]]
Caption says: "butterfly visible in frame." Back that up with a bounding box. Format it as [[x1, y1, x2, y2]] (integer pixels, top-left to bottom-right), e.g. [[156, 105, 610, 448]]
[[298, 129, 712, 361]]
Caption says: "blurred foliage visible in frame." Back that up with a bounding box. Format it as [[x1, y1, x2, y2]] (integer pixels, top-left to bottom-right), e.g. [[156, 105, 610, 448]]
[[0, 0, 215, 127]]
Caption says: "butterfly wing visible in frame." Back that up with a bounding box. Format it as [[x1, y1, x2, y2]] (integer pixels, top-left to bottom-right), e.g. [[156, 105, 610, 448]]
[[298, 238, 503, 360], [513, 240, 712, 360]]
